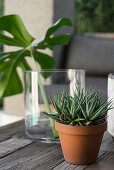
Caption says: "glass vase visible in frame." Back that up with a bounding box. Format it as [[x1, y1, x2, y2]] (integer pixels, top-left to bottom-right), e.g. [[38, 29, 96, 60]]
[[24, 69, 85, 143], [108, 73, 114, 137]]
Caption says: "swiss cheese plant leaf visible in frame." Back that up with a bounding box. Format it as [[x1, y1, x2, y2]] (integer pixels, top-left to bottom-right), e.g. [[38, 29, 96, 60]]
[[33, 51, 55, 79], [0, 15, 72, 98], [34, 18, 72, 50], [0, 15, 35, 47], [45, 18, 72, 38], [0, 49, 56, 97], [34, 51, 56, 69], [0, 61, 23, 97], [0, 50, 32, 97], [45, 34, 71, 45]]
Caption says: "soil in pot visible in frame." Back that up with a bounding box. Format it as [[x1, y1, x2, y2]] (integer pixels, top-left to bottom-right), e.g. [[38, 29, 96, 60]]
[[55, 121, 107, 165]]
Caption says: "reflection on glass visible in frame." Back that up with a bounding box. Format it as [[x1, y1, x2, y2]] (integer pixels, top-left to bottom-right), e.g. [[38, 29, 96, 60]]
[[24, 69, 85, 143]]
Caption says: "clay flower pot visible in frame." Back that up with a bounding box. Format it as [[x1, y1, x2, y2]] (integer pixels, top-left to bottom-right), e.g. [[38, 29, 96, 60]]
[[55, 121, 107, 165]]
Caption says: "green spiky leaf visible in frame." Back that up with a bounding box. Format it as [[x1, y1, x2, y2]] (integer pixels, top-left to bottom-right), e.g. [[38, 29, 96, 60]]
[[45, 87, 112, 126]]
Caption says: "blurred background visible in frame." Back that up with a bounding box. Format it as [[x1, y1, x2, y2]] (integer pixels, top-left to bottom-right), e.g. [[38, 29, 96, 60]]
[[0, 0, 114, 126], [76, 0, 114, 33]]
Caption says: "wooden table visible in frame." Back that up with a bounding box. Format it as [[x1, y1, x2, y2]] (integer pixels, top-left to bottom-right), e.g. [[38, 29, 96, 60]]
[[0, 120, 114, 170]]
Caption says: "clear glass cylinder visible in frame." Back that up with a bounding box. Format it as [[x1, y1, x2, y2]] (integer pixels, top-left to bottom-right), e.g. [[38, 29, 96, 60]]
[[108, 73, 114, 137], [24, 69, 85, 143]]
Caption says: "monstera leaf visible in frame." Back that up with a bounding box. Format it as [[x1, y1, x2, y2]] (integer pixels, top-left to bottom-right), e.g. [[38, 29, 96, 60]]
[[0, 15, 34, 47], [35, 18, 72, 50], [0, 14, 72, 98]]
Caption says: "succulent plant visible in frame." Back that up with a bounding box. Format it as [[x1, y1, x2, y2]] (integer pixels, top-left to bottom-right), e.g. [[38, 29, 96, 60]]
[[44, 88, 112, 126]]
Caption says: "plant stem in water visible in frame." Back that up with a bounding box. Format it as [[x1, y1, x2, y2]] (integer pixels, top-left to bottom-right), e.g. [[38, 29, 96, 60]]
[[30, 47, 58, 138]]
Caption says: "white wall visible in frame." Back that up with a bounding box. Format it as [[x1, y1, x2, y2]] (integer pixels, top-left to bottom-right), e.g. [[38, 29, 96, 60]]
[[4, 0, 53, 116]]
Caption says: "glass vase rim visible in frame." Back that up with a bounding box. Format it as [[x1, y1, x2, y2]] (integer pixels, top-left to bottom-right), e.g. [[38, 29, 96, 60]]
[[24, 69, 85, 73], [108, 73, 114, 78]]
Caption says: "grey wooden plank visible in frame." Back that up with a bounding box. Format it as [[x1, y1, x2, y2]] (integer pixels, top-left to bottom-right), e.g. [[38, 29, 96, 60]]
[[0, 122, 112, 170], [9, 145, 63, 170], [84, 152, 114, 170], [0, 138, 33, 158], [53, 161, 72, 170], [0, 120, 25, 142], [100, 131, 114, 152], [102, 131, 111, 143], [72, 151, 107, 170], [53, 161, 78, 170], [0, 142, 49, 169], [53, 150, 106, 170], [65, 164, 79, 170], [0, 143, 63, 170]]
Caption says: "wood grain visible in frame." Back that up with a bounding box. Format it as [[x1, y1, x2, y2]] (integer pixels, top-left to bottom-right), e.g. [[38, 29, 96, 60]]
[[0, 120, 114, 170], [53, 150, 106, 170], [53, 161, 78, 170], [0, 138, 33, 158], [84, 152, 114, 170], [0, 143, 63, 170], [0, 120, 25, 142], [100, 132, 114, 152]]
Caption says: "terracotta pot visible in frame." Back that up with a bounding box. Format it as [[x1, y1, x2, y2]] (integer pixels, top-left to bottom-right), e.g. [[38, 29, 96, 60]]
[[55, 121, 107, 165]]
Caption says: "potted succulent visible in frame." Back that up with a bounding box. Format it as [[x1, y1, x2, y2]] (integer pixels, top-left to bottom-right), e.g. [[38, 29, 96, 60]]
[[44, 88, 112, 164]]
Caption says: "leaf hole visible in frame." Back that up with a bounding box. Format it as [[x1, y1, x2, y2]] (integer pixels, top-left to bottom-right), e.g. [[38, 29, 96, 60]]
[[4, 58, 10, 62], [3, 31, 14, 38]]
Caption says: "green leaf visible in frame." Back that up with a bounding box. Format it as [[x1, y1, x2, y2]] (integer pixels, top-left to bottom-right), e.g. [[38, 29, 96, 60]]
[[0, 50, 31, 97], [57, 120, 71, 125], [0, 49, 55, 97], [50, 96, 62, 116], [74, 118, 85, 122], [45, 18, 72, 38], [33, 51, 55, 78], [88, 97, 98, 117], [0, 15, 72, 98], [0, 15, 35, 47], [77, 99, 88, 120], [86, 96, 89, 117], [61, 107, 72, 120], [43, 112, 59, 121], [46, 34, 71, 45], [34, 51, 55, 69], [90, 102, 108, 120], [0, 61, 23, 97], [47, 87, 112, 126], [93, 117, 106, 125], [34, 18, 72, 50]]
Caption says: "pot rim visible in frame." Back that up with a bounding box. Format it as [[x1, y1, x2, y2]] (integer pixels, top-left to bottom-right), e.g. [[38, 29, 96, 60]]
[[55, 121, 107, 135]]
